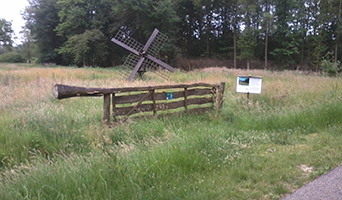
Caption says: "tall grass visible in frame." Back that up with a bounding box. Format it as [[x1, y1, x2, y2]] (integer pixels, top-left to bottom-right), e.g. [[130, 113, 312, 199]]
[[1, 64, 342, 199]]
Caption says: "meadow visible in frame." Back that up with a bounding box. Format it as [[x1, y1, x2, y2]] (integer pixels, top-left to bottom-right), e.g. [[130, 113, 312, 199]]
[[1, 63, 342, 199]]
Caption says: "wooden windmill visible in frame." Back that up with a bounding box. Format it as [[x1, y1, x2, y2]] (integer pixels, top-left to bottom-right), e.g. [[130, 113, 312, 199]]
[[111, 28, 175, 81]]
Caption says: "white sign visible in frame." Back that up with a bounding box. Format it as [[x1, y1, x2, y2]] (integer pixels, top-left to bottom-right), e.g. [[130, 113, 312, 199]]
[[236, 76, 262, 94]]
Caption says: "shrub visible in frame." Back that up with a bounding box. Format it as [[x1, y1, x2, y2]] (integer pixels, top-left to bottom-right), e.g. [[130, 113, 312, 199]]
[[320, 59, 339, 77], [0, 52, 26, 63]]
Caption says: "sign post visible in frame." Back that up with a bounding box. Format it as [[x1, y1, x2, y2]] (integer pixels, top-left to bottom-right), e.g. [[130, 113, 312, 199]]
[[236, 76, 262, 98]]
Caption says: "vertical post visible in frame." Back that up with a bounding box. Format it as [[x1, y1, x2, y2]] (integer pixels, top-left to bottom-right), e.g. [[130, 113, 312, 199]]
[[112, 93, 117, 122], [152, 90, 157, 116], [184, 88, 188, 111], [216, 82, 225, 110], [103, 94, 111, 125]]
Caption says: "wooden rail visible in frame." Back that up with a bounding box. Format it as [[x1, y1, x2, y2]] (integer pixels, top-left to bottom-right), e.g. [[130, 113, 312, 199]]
[[52, 82, 225, 124]]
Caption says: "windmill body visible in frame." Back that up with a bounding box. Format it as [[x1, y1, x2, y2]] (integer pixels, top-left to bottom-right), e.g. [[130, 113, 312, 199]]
[[111, 28, 175, 81]]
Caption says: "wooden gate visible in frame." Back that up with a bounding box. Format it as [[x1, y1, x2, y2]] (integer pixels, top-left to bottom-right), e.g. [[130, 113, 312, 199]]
[[53, 82, 225, 124]]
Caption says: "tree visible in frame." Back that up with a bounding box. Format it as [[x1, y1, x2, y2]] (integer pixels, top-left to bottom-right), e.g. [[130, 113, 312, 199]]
[[115, 0, 180, 63], [19, 0, 342, 70], [58, 29, 108, 67], [23, 0, 65, 64], [238, 29, 257, 69], [19, 28, 37, 63], [55, 0, 126, 67], [269, 0, 300, 68], [259, 0, 275, 69], [217, 0, 241, 68], [0, 18, 14, 54]]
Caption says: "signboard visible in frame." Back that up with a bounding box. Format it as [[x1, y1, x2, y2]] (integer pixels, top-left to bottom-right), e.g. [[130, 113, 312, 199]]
[[166, 92, 174, 100], [236, 76, 262, 94]]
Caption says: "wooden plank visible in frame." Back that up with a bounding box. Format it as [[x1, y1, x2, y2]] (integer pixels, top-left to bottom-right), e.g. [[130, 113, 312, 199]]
[[215, 82, 226, 110], [115, 88, 213, 104], [53, 83, 219, 99], [120, 90, 153, 122], [115, 107, 213, 120], [152, 90, 156, 115], [112, 93, 117, 121], [187, 107, 213, 114], [184, 88, 188, 111], [111, 83, 219, 92], [114, 97, 213, 116], [102, 94, 111, 124]]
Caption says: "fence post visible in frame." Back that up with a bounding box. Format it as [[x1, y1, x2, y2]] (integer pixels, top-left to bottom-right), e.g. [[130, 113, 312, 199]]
[[103, 94, 111, 124], [184, 87, 188, 112], [152, 90, 157, 116], [216, 82, 225, 110], [112, 93, 117, 122]]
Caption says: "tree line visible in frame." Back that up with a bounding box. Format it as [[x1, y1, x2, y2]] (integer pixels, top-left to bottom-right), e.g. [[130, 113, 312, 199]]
[[1, 0, 342, 71]]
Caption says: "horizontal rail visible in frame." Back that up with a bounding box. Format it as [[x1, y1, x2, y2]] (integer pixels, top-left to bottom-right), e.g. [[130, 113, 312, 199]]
[[114, 88, 213, 104], [52, 83, 220, 99], [115, 97, 213, 116]]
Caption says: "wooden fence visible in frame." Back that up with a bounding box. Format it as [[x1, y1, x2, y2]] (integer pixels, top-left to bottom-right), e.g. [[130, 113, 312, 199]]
[[52, 82, 225, 124]]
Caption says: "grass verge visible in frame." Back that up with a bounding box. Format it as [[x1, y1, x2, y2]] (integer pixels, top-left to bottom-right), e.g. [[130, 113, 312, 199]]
[[0, 64, 342, 199]]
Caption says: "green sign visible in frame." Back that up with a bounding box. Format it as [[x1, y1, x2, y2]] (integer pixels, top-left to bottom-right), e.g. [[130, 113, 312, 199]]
[[166, 92, 174, 100]]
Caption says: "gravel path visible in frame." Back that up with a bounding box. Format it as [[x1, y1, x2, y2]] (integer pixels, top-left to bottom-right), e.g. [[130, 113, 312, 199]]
[[282, 164, 342, 200]]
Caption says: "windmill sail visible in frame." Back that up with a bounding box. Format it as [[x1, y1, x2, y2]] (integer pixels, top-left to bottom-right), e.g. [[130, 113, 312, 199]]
[[111, 28, 175, 81]]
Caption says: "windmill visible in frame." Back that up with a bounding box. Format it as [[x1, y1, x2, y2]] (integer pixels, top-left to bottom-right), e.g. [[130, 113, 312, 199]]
[[111, 28, 175, 81]]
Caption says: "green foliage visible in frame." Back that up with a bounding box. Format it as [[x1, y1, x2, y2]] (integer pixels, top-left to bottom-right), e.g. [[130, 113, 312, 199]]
[[58, 29, 109, 67], [1, 66, 342, 199], [320, 59, 340, 76], [237, 29, 257, 60], [0, 18, 13, 53], [23, 0, 65, 64], [270, 37, 300, 68], [19, 0, 342, 68], [0, 52, 26, 63], [18, 28, 37, 63]]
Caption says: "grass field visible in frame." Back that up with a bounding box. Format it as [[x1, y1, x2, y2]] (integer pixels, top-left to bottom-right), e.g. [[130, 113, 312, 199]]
[[1, 63, 342, 199]]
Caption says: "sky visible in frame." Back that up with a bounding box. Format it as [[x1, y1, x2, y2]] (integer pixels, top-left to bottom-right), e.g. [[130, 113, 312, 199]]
[[0, 0, 30, 45]]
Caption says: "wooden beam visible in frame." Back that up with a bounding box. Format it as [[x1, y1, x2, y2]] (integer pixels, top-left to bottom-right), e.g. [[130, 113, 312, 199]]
[[114, 88, 212, 104], [52, 83, 219, 99], [121, 91, 153, 122], [216, 82, 226, 110], [184, 88, 188, 111], [112, 93, 117, 122], [103, 94, 111, 124]]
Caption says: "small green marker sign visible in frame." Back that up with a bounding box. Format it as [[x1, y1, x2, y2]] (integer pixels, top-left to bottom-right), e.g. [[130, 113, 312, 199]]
[[166, 92, 174, 100]]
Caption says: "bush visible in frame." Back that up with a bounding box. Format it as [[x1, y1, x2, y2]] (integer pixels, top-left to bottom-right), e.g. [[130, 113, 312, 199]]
[[0, 52, 26, 63], [320, 59, 340, 77]]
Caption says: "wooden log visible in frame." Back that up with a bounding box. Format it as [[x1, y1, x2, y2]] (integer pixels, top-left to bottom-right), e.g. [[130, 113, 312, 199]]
[[215, 82, 226, 110], [112, 93, 117, 121], [52, 83, 219, 99], [52, 84, 104, 99], [103, 94, 111, 124]]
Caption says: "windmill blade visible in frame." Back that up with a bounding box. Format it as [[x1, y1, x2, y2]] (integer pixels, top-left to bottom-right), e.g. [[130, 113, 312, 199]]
[[146, 54, 175, 72], [147, 30, 168, 57], [128, 57, 145, 81], [111, 38, 140, 55], [111, 30, 144, 55], [123, 53, 141, 68], [142, 29, 159, 52]]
